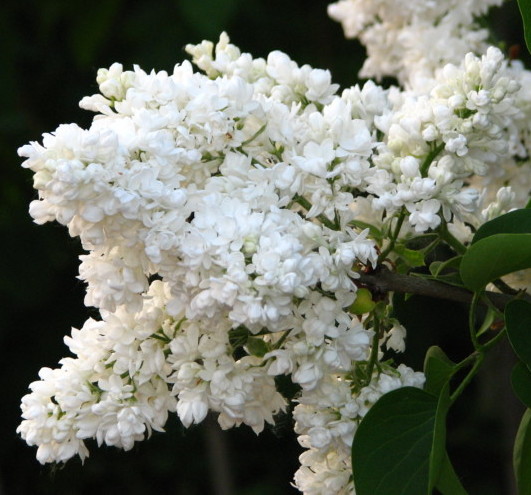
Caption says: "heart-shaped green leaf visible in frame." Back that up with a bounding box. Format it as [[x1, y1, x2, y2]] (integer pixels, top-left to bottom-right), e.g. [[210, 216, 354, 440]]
[[506, 300, 531, 369], [423, 346, 457, 397], [429, 383, 451, 491], [473, 209, 531, 243], [435, 451, 468, 495], [517, 0, 531, 54], [512, 361, 531, 409], [352, 387, 443, 495], [429, 256, 462, 277], [460, 234, 531, 291]]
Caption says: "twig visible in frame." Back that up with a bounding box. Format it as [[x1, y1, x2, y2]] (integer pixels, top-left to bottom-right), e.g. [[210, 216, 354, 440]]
[[356, 266, 530, 311]]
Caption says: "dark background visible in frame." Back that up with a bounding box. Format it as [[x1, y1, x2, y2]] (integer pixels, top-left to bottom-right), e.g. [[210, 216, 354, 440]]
[[0, 1, 528, 494]]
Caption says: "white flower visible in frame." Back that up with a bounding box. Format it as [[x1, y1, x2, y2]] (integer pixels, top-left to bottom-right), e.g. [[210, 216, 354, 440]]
[[292, 139, 336, 177], [176, 387, 209, 427], [293, 361, 324, 390], [386, 323, 407, 353], [406, 199, 441, 232]]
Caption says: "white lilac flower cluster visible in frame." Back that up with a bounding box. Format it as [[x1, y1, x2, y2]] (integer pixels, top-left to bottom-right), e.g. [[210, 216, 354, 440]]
[[17, 0, 531, 492], [293, 364, 424, 494], [328, 0, 531, 243], [328, 0, 505, 89], [17, 33, 384, 473]]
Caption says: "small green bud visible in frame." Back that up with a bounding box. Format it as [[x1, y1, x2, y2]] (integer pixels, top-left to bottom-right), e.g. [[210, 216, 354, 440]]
[[246, 337, 269, 357], [349, 288, 376, 315]]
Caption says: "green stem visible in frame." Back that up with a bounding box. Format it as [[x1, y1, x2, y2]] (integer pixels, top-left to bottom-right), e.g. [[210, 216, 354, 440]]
[[273, 329, 292, 350], [293, 195, 338, 231], [471, 292, 507, 351], [453, 351, 480, 373], [240, 123, 267, 147], [420, 142, 445, 177], [420, 237, 441, 257], [364, 317, 381, 385], [447, 290, 484, 403], [438, 222, 467, 255], [450, 291, 506, 403], [151, 330, 171, 344], [293, 194, 312, 211], [480, 326, 507, 352], [450, 352, 484, 404], [378, 208, 406, 263], [468, 291, 482, 349], [334, 209, 341, 231]]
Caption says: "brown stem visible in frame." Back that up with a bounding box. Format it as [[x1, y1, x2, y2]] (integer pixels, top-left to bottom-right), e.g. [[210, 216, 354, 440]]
[[356, 266, 530, 311]]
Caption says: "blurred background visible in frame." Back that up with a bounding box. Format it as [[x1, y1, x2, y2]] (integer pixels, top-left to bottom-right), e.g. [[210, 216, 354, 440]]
[[0, 0, 528, 493]]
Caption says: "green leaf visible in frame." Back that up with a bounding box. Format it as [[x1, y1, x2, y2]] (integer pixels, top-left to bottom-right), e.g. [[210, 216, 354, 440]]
[[460, 234, 531, 291], [228, 325, 250, 348], [352, 387, 439, 495], [422, 350, 461, 491], [354, 352, 458, 494], [429, 256, 462, 277], [517, 0, 531, 54], [475, 305, 497, 338], [395, 244, 425, 268], [435, 451, 469, 495], [473, 209, 531, 244], [512, 361, 531, 408], [350, 220, 383, 241], [423, 346, 457, 397], [506, 300, 531, 368], [514, 408, 531, 495], [429, 383, 451, 491]]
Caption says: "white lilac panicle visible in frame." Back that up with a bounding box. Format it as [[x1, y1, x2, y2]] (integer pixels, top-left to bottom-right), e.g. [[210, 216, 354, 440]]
[[18, 282, 176, 463], [328, 0, 531, 232], [17, 281, 288, 460], [366, 46, 526, 234], [17, 5, 531, 492], [17, 32, 385, 480], [328, 0, 505, 88], [19, 33, 383, 317]]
